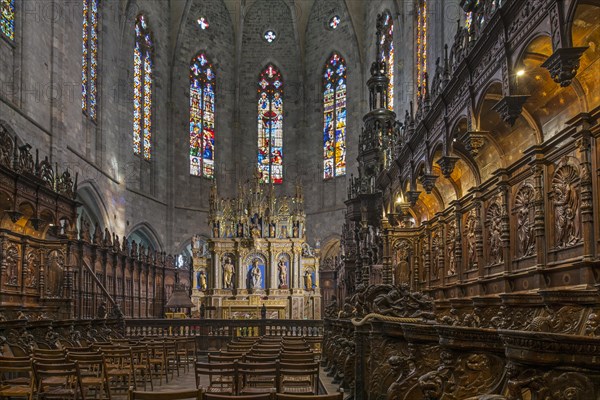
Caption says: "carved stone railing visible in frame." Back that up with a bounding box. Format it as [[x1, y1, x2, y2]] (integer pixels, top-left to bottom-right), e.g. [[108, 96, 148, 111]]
[[124, 318, 323, 352]]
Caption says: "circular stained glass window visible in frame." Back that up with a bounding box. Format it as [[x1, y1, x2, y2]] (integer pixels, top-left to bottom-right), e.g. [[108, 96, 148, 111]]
[[264, 30, 277, 43], [197, 17, 209, 30], [329, 15, 341, 29]]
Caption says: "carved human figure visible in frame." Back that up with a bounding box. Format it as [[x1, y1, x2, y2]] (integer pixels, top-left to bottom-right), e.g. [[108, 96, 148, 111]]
[[466, 215, 477, 269], [4, 247, 18, 286], [250, 260, 262, 289], [277, 258, 287, 288], [46, 252, 64, 297], [553, 165, 580, 247], [304, 270, 313, 290], [515, 185, 535, 257], [222, 257, 234, 289], [198, 270, 207, 291]]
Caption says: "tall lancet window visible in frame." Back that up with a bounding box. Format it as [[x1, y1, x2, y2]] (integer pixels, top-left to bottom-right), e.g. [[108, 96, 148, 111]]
[[323, 52, 347, 180], [189, 52, 215, 178], [257, 64, 283, 184], [82, 0, 99, 120], [416, 0, 428, 99], [133, 15, 153, 160], [379, 12, 394, 111], [0, 0, 15, 41]]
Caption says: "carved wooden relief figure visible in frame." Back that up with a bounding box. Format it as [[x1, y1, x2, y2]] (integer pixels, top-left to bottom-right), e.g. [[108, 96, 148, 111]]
[[514, 183, 535, 258], [4, 246, 19, 286], [25, 250, 38, 288], [393, 239, 411, 284], [487, 201, 503, 265], [46, 250, 65, 297], [465, 210, 477, 270], [552, 162, 581, 248]]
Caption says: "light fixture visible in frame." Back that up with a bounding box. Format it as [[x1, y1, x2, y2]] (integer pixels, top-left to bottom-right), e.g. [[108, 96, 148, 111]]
[[516, 69, 525, 77]]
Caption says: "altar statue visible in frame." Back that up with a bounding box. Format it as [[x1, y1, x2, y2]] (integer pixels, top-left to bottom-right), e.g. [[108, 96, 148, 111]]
[[250, 259, 262, 289], [199, 270, 207, 291], [278, 259, 287, 288], [304, 270, 313, 290], [223, 257, 234, 289]]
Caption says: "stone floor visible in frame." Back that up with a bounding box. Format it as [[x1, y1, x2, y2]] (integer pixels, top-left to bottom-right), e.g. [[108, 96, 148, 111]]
[[109, 363, 341, 399]]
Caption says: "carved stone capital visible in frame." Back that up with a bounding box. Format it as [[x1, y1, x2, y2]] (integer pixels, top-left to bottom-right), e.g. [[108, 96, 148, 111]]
[[436, 156, 460, 179], [419, 174, 439, 194], [492, 95, 529, 126], [541, 47, 589, 87]]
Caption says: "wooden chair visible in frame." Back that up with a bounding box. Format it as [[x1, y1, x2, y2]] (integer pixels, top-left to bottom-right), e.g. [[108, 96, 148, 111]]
[[67, 352, 112, 400], [243, 355, 279, 363], [175, 338, 196, 372], [278, 362, 319, 395], [280, 352, 315, 363], [0, 357, 33, 400], [102, 347, 135, 393], [130, 344, 154, 391], [237, 361, 280, 395], [275, 394, 343, 400], [164, 340, 180, 378], [202, 391, 275, 400], [194, 362, 236, 395], [147, 342, 169, 385], [207, 354, 241, 363], [127, 387, 202, 400], [32, 360, 85, 400]]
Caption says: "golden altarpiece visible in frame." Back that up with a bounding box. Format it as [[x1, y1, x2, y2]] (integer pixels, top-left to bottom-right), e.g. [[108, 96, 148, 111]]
[[191, 177, 321, 320]]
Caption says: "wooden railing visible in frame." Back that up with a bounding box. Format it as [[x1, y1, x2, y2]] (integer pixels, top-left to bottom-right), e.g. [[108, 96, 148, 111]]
[[124, 319, 323, 352]]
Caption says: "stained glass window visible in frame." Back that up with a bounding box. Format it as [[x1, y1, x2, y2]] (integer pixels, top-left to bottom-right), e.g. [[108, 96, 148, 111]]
[[1, 0, 15, 41], [380, 12, 394, 111], [190, 52, 215, 178], [264, 30, 277, 43], [417, 0, 428, 99], [82, 0, 98, 120], [323, 52, 347, 180], [133, 15, 153, 160], [257, 64, 283, 184], [329, 15, 340, 30], [197, 17, 209, 30]]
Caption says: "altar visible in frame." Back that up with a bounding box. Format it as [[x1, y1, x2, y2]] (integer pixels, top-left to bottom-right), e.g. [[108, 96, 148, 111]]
[[191, 177, 321, 320]]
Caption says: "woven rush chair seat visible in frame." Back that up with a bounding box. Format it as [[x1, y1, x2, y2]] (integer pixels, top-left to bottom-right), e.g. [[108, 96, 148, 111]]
[[102, 347, 135, 393]]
